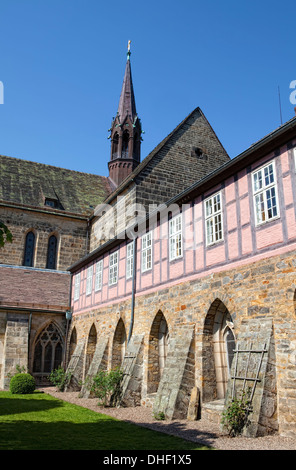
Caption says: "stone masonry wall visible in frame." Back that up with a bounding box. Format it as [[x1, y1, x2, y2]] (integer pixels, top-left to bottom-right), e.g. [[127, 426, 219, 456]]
[[0, 206, 88, 270], [0, 310, 66, 389], [68, 247, 296, 437]]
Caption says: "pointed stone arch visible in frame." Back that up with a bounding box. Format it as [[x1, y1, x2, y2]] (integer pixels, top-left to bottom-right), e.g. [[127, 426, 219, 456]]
[[147, 310, 169, 394], [85, 323, 97, 378], [112, 318, 127, 368], [32, 321, 64, 381], [202, 298, 236, 402]]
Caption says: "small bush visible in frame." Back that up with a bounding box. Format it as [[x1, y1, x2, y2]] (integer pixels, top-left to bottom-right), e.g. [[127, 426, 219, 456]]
[[221, 388, 252, 437], [153, 411, 166, 421], [49, 366, 71, 391], [10, 373, 36, 394], [87, 368, 124, 407]]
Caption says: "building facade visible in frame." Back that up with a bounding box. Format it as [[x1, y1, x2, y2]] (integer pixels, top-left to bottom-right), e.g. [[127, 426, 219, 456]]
[[66, 116, 296, 437], [1, 46, 296, 438]]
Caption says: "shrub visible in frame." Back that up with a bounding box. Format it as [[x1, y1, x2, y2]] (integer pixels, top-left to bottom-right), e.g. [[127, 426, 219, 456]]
[[87, 368, 124, 407], [10, 373, 36, 394], [153, 411, 166, 421], [49, 366, 72, 391], [221, 388, 252, 437]]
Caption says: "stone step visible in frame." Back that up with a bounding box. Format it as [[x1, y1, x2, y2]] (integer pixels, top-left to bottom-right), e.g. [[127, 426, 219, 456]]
[[202, 399, 225, 425]]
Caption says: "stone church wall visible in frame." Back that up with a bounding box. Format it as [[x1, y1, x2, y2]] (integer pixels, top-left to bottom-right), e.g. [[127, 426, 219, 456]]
[[0, 206, 88, 270]]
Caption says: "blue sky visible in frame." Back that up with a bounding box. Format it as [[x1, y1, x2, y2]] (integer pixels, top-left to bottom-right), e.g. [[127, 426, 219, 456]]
[[0, 0, 295, 176]]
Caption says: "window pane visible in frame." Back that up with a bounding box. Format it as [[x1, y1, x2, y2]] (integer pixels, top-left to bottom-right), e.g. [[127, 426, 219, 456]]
[[74, 273, 80, 300], [255, 193, 265, 224], [214, 213, 222, 241], [253, 170, 262, 192], [253, 162, 278, 225], [205, 199, 212, 217], [95, 261, 103, 291], [44, 343, 53, 373], [206, 219, 213, 245], [109, 252, 118, 285], [23, 231, 35, 267], [33, 341, 42, 372], [46, 235, 57, 269], [53, 343, 63, 370], [86, 266, 93, 295], [266, 187, 278, 219], [264, 164, 274, 186], [126, 243, 134, 279], [142, 231, 153, 271]]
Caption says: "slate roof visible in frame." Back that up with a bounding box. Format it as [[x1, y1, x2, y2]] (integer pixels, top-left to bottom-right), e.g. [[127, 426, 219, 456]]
[[0, 155, 113, 216]]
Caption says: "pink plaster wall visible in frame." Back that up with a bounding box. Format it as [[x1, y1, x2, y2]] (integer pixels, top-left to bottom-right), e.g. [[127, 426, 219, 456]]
[[72, 143, 296, 314]]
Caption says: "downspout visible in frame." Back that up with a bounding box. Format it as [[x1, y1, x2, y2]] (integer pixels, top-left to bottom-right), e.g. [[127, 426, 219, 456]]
[[127, 237, 137, 343], [27, 311, 32, 372]]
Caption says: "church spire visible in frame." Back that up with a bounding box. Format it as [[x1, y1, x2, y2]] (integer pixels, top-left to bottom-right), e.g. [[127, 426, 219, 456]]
[[117, 40, 137, 122], [108, 42, 142, 188]]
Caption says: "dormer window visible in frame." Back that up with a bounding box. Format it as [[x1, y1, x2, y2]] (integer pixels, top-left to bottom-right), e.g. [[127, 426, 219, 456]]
[[45, 198, 58, 208], [44, 197, 63, 210]]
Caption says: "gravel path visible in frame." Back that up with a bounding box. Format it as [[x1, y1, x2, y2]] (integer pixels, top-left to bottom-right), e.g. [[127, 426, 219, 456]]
[[39, 387, 296, 450]]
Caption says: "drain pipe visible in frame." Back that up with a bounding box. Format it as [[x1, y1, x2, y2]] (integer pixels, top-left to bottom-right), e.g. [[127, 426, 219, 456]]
[[27, 311, 32, 372], [64, 273, 73, 367], [127, 237, 137, 343]]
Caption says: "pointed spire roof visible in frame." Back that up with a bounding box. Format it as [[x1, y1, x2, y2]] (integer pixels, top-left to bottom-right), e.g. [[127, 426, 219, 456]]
[[117, 41, 137, 121]]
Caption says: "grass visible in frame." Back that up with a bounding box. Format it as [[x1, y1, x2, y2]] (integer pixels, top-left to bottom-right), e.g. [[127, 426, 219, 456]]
[[0, 391, 211, 450]]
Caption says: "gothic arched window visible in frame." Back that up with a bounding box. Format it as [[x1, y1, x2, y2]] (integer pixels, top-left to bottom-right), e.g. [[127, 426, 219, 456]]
[[46, 235, 58, 269], [23, 231, 35, 267], [33, 323, 64, 374]]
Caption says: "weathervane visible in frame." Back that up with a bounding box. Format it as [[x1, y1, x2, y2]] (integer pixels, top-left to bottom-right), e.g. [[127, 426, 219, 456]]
[[127, 40, 131, 59]]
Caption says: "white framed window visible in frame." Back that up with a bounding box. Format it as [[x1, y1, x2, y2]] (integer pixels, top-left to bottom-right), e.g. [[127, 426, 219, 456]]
[[126, 242, 134, 279], [109, 251, 118, 286], [74, 272, 81, 301], [293, 147, 296, 169], [95, 259, 103, 291], [169, 213, 183, 261], [86, 265, 93, 296], [252, 160, 279, 226], [205, 191, 223, 246], [141, 230, 152, 272]]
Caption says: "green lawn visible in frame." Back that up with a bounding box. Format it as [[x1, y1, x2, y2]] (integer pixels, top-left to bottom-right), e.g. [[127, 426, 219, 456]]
[[0, 391, 211, 450]]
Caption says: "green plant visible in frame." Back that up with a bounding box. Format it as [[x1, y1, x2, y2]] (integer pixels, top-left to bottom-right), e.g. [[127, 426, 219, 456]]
[[88, 368, 124, 407], [9, 373, 36, 394], [7, 364, 28, 379], [0, 221, 12, 248], [153, 411, 166, 421], [49, 366, 72, 391], [221, 388, 252, 437]]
